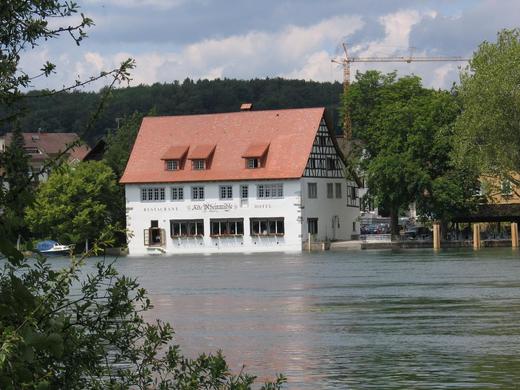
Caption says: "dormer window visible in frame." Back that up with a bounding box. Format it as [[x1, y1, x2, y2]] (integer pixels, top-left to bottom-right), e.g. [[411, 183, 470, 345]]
[[188, 144, 216, 171], [192, 159, 206, 170], [165, 160, 179, 171], [161, 145, 189, 170], [242, 142, 269, 169], [247, 158, 260, 169], [24, 147, 40, 154]]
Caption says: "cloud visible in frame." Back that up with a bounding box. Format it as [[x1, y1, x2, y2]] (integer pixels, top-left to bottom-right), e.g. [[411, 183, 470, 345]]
[[18, 1, 517, 92], [284, 51, 336, 82], [352, 9, 435, 57], [86, 14, 364, 86]]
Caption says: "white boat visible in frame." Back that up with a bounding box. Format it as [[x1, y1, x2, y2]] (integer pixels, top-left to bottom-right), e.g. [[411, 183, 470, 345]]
[[36, 240, 72, 255]]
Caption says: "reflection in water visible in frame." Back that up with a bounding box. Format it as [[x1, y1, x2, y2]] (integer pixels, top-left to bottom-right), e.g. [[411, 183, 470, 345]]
[[64, 248, 520, 388]]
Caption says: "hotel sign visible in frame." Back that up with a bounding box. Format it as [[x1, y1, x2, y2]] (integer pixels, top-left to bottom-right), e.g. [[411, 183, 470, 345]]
[[190, 202, 236, 212]]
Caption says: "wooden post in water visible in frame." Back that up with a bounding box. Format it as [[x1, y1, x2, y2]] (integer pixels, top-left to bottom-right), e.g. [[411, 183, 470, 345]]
[[511, 222, 518, 248], [473, 223, 481, 249], [433, 222, 441, 250]]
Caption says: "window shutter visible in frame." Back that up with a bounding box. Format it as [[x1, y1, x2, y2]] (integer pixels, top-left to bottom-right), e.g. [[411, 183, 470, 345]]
[[144, 229, 150, 246], [160, 229, 166, 246]]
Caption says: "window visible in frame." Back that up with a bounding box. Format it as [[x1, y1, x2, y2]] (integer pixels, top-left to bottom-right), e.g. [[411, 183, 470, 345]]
[[347, 185, 359, 207], [210, 219, 244, 236], [192, 160, 206, 170], [170, 219, 204, 237], [327, 183, 333, 199], [308, 182, 317, 199], [166, 160, 179, 171], [240, 185, 249, 199], [335, 183, 342, 199], [144, 220, 165, 246], [191, 186, 205, 200], [349, 186, 357, 199], [141, 187, 165, 201], [257, 183, 283, 199], [501, 180, 513, 197], [326, 157, 336, 170], [171, 186, 184, 201], [250, 218, 284, 236], [219, 185, 233, 200], [308, 218, 318, 234], [24, 147, 40, 154], [247, 158, 260, 169]]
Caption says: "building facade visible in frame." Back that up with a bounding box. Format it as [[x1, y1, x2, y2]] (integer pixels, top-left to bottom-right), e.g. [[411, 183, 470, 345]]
[[121, 107, 360, 255]]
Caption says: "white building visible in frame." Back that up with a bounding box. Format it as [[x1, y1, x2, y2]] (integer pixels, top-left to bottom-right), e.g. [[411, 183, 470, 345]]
[[121, 106, 360, 255]]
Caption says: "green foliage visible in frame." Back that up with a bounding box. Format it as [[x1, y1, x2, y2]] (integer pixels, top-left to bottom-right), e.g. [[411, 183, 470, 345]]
[[0, 0, 93, 106], [345, 71, 478, 229], [0, 126, 34, 240], [0, 243, 286, 389], [104, 112, 144, 179], [453, 28, 520, 179], [0, 78, 343, 143], [25, 161, 122, 246]]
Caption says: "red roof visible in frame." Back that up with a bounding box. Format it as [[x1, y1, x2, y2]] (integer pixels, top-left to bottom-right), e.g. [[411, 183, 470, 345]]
[[3, 132, 90, 162], [120, 107, 327, 184], [187, 144, 216, 160], [242, 142, 270, 158], [161, 145, 189, 160]]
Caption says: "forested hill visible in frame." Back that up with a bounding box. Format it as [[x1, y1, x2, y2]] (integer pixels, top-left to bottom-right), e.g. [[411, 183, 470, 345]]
[[2, 78, 343, 144]]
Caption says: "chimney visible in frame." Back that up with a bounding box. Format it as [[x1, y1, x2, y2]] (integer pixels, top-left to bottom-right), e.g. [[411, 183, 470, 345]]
[[240, 103, 253, 111]]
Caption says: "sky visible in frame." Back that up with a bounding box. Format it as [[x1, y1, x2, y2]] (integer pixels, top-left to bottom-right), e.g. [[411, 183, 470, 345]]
[[21, 0, 520, 91]]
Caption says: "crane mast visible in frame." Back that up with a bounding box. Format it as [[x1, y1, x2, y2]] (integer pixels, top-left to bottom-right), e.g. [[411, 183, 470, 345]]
[[332, 42, 469, 139]]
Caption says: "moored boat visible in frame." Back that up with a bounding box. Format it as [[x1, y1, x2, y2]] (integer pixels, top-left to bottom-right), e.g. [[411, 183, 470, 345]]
[[36, 240, 72, 255]]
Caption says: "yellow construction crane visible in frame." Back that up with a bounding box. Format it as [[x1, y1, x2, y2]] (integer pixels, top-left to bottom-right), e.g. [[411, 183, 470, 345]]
[[332, 42, 469, 139]]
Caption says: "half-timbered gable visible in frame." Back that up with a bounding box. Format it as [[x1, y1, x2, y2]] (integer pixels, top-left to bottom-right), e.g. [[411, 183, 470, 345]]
[[303, 119, 344, 178]]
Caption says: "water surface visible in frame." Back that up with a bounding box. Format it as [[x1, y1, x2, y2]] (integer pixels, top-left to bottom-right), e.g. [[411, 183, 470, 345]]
[[69, 249, 520, 388]]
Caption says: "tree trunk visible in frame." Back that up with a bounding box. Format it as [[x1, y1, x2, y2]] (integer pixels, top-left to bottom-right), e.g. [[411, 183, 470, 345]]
[[390, 208, 399, 241]]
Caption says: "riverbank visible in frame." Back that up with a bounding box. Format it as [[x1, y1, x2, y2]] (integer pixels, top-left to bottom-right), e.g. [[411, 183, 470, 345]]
[[330, 239, 517, 250]]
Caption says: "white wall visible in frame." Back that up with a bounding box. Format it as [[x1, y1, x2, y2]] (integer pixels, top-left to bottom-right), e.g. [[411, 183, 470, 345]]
[[300, 177, 360, 242], [125, 179, 303, 255]]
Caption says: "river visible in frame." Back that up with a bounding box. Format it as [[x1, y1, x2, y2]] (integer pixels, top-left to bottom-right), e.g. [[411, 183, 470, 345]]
[[70, 248, 520, 388]]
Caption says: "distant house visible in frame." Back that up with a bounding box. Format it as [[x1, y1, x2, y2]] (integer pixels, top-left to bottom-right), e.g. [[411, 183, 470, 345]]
[[0, 132, 90, 182], [121, 106, 361, 255], [82, 139, 106, 162]]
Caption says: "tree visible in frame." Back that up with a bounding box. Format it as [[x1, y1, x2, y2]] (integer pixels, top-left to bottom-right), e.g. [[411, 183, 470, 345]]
[[453, 28, 520, 181], [104, 112, 144, 179], [0, 241, 286, 389], [0, 78, 344, 142], [102, 112, 145, 243], [25, 161, 122, 248], [344, 71, 475, 235], [0, 126, 33, 241], [0, 1, 92, 107], [0, 1, 134, 225]]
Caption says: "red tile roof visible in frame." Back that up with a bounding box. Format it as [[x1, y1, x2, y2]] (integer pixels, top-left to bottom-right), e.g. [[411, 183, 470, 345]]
[[3, 132, 90, 162], [242, 142, 270, 158], [161, 145, 189, 160], [120, 107, 327, 184], [187, 144, 216, 160]]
